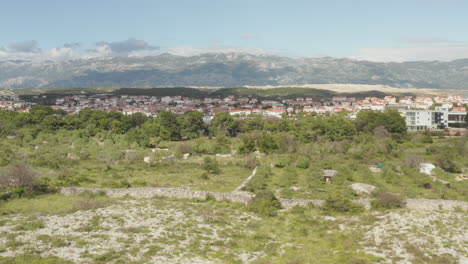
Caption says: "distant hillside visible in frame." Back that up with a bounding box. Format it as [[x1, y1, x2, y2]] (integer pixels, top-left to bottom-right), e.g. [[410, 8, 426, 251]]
[[1, 53, 468, 89]]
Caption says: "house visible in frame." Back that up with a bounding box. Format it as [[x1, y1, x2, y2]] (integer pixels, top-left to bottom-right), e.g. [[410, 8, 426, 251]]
[[264, 108, 284, 118]]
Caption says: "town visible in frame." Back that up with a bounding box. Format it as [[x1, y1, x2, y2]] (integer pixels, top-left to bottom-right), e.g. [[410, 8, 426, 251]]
[[1, 92, 467, 131]]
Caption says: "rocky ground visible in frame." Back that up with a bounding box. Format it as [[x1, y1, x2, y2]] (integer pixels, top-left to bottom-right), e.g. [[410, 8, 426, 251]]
[[0, 197, 466, 263], [361, 210, 468, 264], [0, 199, 261, 263]]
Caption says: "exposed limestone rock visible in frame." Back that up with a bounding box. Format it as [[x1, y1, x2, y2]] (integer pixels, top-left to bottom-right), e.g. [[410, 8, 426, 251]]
[[215, 153, 232, 158], [160, 154, 175, 162], [419, 163, 435, 175], [152, 148, 169, 152], [66, 153, 79, 160], [349, 183, 377, 195]]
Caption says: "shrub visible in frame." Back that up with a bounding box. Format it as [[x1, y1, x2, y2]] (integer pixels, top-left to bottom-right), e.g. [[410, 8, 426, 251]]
[[175, 142, 193, 157], [421, 135, 433, 144], [0, 163, 37, 189], [295, 156, 310, 169], [434, 151, 461, 173], [275, 159, 287, 168], [404, 153, 423, 168], [248, 190, 282, 217], [371, 192, 406, 210], [199, 172, 209, 180], [244, 153, 257, 169], [201, 157, 221, 174], [322, 193, 364, 214]]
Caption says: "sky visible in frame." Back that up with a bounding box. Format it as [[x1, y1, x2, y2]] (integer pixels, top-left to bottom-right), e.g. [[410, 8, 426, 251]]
[[1, 0, 468, 62]]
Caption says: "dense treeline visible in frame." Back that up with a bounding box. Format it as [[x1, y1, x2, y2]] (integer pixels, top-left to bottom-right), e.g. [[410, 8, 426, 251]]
[[0, 105, 407, 148]]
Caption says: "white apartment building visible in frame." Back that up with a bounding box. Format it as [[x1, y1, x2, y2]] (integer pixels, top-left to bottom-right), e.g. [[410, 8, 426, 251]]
[[403, 108, 448, 131], [403, 106, 466, 130]]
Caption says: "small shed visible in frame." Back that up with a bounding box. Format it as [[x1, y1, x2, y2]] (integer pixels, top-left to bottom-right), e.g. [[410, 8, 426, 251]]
[[323, 169, 337, 184]]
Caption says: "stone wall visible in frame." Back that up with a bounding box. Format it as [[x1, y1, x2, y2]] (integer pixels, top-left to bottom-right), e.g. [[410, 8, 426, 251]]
[[406, 198, 468, 211], [60, 187, 254, 205], [60, 187, 468, 212]]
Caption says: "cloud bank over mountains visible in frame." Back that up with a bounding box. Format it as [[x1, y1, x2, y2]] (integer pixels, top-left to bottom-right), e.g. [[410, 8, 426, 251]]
[[0, 39, 162, 62], [1, 38, 468, 62]]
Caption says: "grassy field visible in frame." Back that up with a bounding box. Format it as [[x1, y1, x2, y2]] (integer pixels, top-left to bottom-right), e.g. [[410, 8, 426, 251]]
[[1, 134, 467, 201]]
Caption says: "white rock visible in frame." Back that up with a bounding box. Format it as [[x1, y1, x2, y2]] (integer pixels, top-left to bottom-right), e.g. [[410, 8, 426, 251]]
[[152, 148, 169, 152], [349, 183, 377, 195], [215, 154, 232, 158], [67, 153, 79, 160], [183, 153, 190, 160], [143, 156, 152, 163], [160, 154, 175, 162], [419, 163, 435, 175], [291, 186, 301, 191]]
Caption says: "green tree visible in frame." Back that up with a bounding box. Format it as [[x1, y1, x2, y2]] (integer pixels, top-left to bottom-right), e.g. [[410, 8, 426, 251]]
[[178, 111, 205, 139], [202, 157, 221, 174], [355, 109, 406, 134], [157, 111, 180, 140], [29, 105, 54, 123], [128, 112, 148, 128], [211, 112, 238, 136]]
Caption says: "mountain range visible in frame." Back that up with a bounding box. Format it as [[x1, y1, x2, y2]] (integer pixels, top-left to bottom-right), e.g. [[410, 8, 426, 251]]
[[1, 53, 467, 89]]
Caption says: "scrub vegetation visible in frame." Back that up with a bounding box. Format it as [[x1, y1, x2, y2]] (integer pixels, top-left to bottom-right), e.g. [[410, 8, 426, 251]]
[[0, 105, 467, 263]]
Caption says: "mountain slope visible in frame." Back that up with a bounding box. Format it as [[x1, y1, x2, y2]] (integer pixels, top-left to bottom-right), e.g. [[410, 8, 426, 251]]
[[1, 53, 467, 89]]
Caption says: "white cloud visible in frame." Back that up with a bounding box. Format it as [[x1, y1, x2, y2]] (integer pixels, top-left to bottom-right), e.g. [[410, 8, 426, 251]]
[[0, 39, 162, 61], [352, 44, 468, 62], [94, 38, 159, 54]]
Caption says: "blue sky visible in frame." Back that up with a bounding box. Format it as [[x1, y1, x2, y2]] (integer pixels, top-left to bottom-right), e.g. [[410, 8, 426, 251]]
[[1, 0, 468, 61]]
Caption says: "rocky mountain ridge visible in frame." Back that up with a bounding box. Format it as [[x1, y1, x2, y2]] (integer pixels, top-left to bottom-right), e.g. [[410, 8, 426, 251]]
[[1, 53, 467, 89]]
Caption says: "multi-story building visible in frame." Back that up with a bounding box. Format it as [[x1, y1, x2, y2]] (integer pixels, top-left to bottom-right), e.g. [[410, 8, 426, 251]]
[[403, 108, 448, 131], [403, 106, 466, 130]]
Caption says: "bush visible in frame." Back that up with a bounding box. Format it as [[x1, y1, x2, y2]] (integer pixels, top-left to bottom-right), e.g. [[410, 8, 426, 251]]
[[421, 135, 433, 144], [0, 164, 37, 189], [275, 159, 287, 168], [371, 192, 406, 210], [434, 151, 461, 173], [295, 156, 310, 169], [248, 190, 282, 217], [201, 157, 221, 174], [175, 142, 193, 157], [404, 153, 423, 168], [322, 193, 364, 214], [244, 154, 257, 169]]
